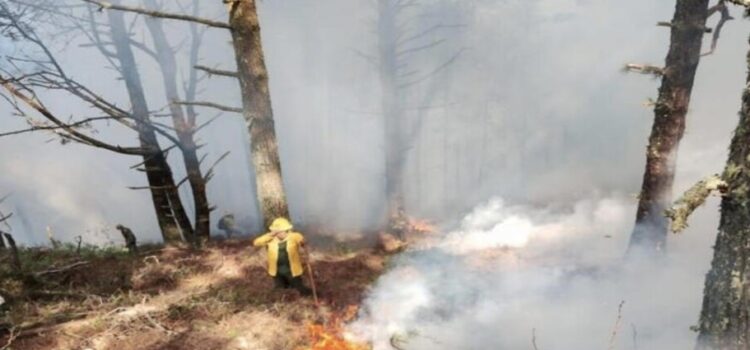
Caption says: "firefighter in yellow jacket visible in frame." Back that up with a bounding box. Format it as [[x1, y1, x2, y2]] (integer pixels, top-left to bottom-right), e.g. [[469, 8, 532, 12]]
[[253, 218, 312, 295]]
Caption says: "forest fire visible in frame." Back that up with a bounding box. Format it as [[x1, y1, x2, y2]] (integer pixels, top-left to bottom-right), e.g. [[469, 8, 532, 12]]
[[406, 218, 436, 235], [302, 305, 369, 350]]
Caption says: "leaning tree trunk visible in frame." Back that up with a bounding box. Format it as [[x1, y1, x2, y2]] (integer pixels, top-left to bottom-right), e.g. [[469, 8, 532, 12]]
[[695, 30, 750, 350], [227, 0, 290, 228], [108, 7, 191, 243], [378, 0, 407, 233], [144, 4, 211, 242], [628, 0, 710, 255]]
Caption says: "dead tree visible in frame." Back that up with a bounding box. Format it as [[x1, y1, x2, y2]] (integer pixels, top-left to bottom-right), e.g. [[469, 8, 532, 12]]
[[115, 224, 138, 254], [694, 5, 750, 348], [373, 0, 464, 233], [141, 0, 211, 241], [107, 4, 193, 243], [81, 0, 290, 228], [624, 0, 711, 255], [0, 1, 191, 245]]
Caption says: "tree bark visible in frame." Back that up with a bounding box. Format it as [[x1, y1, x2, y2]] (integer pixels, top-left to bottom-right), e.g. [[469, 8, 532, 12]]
[[695, 30, 750, 350], [107, 6, 190, 244], [143, 2, 211, 242], [628, 0, 709, 255], [227, 0, 290, 228]]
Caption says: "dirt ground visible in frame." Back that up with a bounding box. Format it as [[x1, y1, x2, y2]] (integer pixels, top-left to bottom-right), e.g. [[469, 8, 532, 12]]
[[0, 238, 387, 350]]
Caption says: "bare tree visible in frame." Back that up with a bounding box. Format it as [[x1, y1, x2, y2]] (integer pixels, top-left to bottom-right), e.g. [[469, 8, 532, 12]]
[[141, 0, 211, 241], [373, 0, 463, 234], [0, 1, 191, 244], [106, 2, 193, 243], [624, 0, 712, 255], [81, 0, 291, 227]]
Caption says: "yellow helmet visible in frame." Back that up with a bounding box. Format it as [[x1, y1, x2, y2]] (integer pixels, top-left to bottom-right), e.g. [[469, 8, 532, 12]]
[[269, 217, 293, 232]]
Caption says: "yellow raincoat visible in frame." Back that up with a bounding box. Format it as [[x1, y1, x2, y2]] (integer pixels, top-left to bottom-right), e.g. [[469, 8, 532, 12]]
[[253, 232, 305, 277]]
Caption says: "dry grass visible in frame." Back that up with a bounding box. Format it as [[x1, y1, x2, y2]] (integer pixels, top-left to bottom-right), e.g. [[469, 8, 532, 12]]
[[1, 239, 384, 350]]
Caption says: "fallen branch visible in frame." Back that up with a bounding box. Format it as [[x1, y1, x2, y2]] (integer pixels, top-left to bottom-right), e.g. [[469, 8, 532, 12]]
[[666, 174, 728, 233], [33, 261, 90, 278]]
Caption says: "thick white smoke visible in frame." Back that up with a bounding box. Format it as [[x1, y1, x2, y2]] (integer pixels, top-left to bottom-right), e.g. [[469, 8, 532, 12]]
[[348, 195, 710, 350]]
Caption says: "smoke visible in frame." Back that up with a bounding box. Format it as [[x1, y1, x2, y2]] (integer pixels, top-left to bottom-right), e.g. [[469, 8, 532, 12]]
[[348, 195, 715, 350]]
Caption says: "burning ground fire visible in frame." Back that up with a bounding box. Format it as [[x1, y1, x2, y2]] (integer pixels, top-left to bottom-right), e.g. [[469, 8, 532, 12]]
[[301, 305, 369, 350]]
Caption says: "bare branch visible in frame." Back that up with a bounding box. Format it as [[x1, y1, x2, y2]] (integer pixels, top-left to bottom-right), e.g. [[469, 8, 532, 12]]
[[81, 0, 231, 29], [657, 21, 712, 33], [702, 1, 734, 57], [194, 65, 238, 78], [622, 63, 665, 77], [0, 77, 150, 155], [203, 151, 231, 182], [176, 100, 242, 113]]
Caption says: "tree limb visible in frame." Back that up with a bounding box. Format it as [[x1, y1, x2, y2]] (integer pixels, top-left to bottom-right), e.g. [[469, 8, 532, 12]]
[[176, 100, 242, 113], [0, 78, 150, 155], [622, 63, 665, 77], [81, 0, 231, 29], [666, 174, 728, 233], [702, 0, 734, 57], [194, 65, 238, 78]]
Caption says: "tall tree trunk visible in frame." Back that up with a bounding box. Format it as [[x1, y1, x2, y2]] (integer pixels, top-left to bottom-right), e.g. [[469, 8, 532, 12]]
[[108, 7, 191, 243], [227, 0, 290, 228], [143, 3, 211, 242], [628, 0, 709, 255], [378, 0, 407, 232], [695, 30, 750, 350]]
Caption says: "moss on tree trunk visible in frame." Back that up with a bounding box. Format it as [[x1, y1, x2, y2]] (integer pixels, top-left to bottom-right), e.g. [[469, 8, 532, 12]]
[[696, 30, 750, 350]]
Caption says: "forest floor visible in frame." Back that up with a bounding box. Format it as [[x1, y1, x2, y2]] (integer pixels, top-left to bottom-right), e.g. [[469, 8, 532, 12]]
[[0, 234, 391, 350]]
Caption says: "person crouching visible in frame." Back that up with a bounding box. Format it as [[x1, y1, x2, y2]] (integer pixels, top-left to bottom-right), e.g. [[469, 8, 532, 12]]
[[253, 218, 312, 296]]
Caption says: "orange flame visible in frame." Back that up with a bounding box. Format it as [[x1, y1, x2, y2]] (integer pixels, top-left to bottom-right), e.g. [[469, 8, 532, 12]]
[[301, 305, 369, 350], [407, 218, 435, 234]]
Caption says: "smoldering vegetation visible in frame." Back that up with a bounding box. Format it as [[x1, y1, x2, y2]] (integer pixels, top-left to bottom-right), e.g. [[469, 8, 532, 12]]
[[349, 195, 720, 349]]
